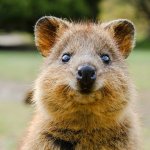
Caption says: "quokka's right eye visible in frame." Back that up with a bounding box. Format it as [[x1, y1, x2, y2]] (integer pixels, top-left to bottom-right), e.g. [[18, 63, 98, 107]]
[[100, 54, 111, 64], [62, 53, 71, 63]]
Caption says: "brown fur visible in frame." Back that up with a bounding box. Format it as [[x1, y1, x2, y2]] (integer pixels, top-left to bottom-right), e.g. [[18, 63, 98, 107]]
[[24, 89, 34, 104], [20, 16, 140, 150]]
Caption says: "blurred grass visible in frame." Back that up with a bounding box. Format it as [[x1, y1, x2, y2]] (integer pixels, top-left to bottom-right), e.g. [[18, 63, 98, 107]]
[[128, 49, 150, 91], [136, 38, 150, 49], [0, 49, 150, 150], [0, 101, 33, 150], [0, 50, 42, 82]]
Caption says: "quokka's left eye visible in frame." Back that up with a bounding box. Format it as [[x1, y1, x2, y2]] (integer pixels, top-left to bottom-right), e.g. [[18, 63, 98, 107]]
[[100, 54, 111, 64], [62, 53, 71, 63]]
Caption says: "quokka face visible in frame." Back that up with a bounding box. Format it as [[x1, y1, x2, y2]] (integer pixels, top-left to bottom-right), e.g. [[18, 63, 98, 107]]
[[34, 16, 135, 119]]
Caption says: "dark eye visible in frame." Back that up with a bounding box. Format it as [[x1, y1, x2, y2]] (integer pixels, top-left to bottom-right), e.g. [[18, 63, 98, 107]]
[[62, 53, 71, 63], [100, 54, 111, 64]]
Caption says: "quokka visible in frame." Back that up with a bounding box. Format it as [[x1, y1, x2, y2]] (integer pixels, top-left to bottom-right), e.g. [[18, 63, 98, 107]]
[[20, 16, 140, 150]]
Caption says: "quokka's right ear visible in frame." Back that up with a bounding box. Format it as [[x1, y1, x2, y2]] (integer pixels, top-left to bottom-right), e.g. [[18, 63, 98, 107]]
[[102, 19, 135, 58], [34, 16, 70, 57]]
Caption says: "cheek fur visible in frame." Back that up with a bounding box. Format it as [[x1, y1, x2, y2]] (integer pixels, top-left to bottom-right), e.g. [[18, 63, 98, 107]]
[[101, 68, 129, 103]]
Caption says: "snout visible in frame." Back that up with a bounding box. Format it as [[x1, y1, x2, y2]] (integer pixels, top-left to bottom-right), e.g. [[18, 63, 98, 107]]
[[77, 65, 96, 93]]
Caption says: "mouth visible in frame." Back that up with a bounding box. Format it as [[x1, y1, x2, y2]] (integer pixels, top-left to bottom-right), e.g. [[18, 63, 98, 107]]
[[79, 88, 92, 94], [77, 81, 95, 94]]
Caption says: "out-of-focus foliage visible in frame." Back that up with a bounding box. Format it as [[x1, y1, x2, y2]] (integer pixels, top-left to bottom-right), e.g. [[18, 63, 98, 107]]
[[130, 0, 150, 38], [130, 0, 150, 21], [0, 0, 100, 32], [99, 0, 150, 41]]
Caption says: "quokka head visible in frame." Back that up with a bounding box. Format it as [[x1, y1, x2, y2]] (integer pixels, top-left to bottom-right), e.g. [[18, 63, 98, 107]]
[[34, 16, 135, 115]]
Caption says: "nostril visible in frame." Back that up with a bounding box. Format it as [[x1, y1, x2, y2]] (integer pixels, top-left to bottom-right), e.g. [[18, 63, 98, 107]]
[[90, 69, 95, 77], [77, 69, 83, 80], [78, 69, 82, 77], [90, 72, 96, 80]]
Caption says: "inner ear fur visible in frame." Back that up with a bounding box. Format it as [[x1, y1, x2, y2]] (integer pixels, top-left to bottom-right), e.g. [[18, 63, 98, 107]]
[[103, 19, 135, 58], [35, 16, 69, 57]]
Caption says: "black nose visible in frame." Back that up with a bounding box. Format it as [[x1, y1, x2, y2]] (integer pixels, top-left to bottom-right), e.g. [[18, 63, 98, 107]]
[[77, 65, 96, 92]]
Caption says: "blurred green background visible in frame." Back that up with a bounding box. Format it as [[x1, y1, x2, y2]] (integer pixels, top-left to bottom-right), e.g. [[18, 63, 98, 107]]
[[0, 0, 150, 150]]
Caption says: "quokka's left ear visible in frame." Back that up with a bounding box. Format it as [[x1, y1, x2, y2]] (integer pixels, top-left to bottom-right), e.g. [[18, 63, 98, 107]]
[[34, 16, 70, 57], [103, 19, 135, 58]]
